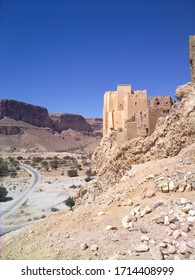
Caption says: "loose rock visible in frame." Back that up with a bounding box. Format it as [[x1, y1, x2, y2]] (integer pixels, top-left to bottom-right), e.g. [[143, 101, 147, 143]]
[[150, 246, 164, 260], [135, 244, 149, 253], [168, 245, 176, 254]]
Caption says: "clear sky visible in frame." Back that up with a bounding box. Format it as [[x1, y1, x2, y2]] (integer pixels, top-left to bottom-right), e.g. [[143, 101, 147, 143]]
[[1, 0, 195, 117]]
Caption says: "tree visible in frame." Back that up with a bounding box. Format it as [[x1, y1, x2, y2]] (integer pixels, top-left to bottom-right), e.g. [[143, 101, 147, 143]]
[[0, 186, 8, 202], [0, 161, 9, 176], [64, 196, 75, 211], [67, 169, 78, 177]]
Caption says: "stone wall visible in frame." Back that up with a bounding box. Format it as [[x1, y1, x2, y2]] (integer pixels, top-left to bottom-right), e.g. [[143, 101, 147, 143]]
[[190, 36, 195, 83]]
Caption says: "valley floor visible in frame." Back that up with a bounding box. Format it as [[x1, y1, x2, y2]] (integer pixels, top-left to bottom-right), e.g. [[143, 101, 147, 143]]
[[1, 144, 195, 260]]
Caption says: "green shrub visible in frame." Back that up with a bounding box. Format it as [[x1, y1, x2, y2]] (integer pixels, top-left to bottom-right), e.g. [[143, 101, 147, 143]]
[[51, 207, 59, 212], [69, 184, 77, 189], [32, 157, 43, 163], [17, 156, 24, 160], [64, 196, 75, 211], [41, 215, 46, 219], [76, 164, 82, 171], [50, 160, 59, 169], [67, 169, 78, 177], [85, 169, 93, 177], [10, 171, 17, 178], [0, 161, 9, 176], [85, 177, 92, 182], [0, 186, 8, 202]]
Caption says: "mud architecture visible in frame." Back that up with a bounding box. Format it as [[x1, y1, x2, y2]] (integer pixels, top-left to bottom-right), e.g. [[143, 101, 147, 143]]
[[103, 84, 174, 140], [190, 35, 195, 83]]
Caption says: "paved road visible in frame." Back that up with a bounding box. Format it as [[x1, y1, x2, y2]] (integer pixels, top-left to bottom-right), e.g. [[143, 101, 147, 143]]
[[0, 163, 41, 218], [1, 221, 35, 236]]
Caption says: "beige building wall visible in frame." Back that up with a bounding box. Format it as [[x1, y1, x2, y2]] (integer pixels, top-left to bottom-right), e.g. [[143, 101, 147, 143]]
[[125, 90, 148, 121], [103, 84, 148, 137], [103, 84, 174, 139], [190, 36, 195, 83]]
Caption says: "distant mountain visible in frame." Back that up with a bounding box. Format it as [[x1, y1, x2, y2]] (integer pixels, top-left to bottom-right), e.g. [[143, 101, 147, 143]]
[[0, 99, 102, 153]]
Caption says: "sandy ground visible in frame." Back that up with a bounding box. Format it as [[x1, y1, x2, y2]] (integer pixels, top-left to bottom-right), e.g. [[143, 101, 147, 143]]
[[1, 152, 89, 226]]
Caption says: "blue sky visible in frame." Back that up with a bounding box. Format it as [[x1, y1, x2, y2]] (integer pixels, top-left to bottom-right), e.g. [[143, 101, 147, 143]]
[[1, 0, 195, 117]]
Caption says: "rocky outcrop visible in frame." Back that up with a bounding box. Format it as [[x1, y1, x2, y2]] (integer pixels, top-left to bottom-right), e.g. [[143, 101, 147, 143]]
[[91, 82, 195, 187], [0, 99, 99, 134], [0, 99, 53, 128], [50, 113, 92, 133], [0, 125, 21, 135], [86, 118, 103, 132]]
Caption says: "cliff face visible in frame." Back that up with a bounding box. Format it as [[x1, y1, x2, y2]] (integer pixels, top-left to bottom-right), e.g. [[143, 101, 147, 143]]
[[86, 118, 103, 132], [0, 99, 53, 128], [0, 99, 99, 133], [50, 113, 92, 133]]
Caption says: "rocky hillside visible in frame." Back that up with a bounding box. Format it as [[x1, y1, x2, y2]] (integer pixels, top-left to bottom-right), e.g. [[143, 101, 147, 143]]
[[1, 83, 195, 260], [91, 82, 195, 189], [1, 142, 195, 260]]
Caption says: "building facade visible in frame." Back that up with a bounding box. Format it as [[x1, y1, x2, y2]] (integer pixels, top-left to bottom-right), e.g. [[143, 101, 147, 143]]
[[103, 84, 174, 140]]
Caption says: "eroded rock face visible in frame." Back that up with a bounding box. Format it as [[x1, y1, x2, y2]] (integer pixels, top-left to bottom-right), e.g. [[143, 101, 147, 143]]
[[0, 100, 98, 134], [92, 82, 195, 186], [50, 113, 92, 133], [86, 118, 103, 132], [0, 99, 53, 128]]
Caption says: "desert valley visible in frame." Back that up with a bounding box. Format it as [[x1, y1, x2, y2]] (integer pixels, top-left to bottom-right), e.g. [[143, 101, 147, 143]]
[[0, 36, 195, 260]]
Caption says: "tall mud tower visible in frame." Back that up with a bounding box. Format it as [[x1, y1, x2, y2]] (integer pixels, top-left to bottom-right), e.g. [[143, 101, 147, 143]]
[[190, 35, 195, 83]]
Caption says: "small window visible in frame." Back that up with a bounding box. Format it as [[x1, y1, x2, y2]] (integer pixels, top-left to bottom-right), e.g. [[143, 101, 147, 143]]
[[146, 128, 149, 135], [155, 98, 160, 105]]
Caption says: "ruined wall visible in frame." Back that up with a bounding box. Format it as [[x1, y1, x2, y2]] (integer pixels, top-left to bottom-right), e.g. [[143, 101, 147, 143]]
[[190, 36, 195, 83], [136, 109, 150, 137], [125, 90, 148, 121]]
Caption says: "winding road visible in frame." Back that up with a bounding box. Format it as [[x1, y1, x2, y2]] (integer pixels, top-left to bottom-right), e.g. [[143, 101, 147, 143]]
[[0, 164, 41, 235]]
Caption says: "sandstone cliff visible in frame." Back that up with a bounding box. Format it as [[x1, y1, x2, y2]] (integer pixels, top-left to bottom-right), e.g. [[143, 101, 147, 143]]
[[0, 99, 53, 128], [91, 82, 195, 188], [0, 100, 102, 152], [50, 113, 92, 133], [0, 99, 102, 134], [86, 118, 103, 132]]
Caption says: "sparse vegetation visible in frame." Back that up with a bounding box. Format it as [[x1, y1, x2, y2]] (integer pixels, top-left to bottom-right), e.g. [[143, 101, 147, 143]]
[[67, 169, 78, 177], [69, 184, 81, 189], [64, 196, 75, 211], [41, 215, 46, 219], [51, 207, 59, 212], [0, 186, 8, 202], [0, 157, 20, 177], [85, 177, 92, 182], [17, 156, 24, 160]]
